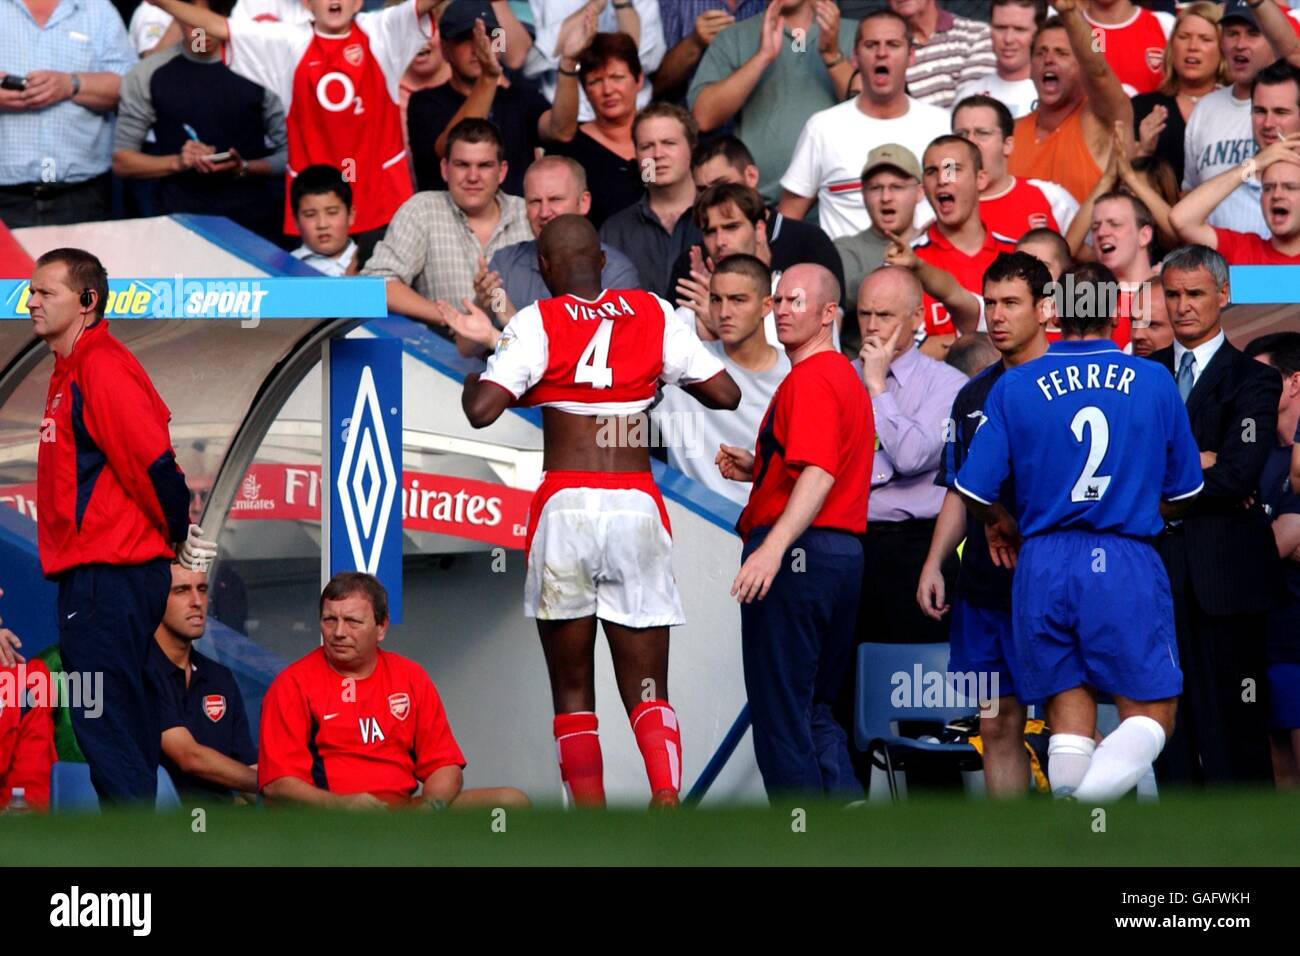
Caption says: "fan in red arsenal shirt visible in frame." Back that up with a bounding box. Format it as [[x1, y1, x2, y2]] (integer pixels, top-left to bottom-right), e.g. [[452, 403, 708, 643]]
[[911, 135, 1017, 353], [258, 573, 528, 810], [1171, 136, 1300, 264], [1083, 0, 1172, 95], [148, 0, 440, 238], [1090, 191, 1159, 350], [952, 94, 1079, 241]]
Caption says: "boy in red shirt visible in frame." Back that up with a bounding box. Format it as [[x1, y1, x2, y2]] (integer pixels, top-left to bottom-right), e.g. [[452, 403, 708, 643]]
[[259, 572, 527, 809], [147, 0, 439, 247]]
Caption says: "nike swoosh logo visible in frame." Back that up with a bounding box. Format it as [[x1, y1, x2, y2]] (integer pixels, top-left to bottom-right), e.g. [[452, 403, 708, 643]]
[[323, 713, 338, 720], [66, 611, 77, 620]]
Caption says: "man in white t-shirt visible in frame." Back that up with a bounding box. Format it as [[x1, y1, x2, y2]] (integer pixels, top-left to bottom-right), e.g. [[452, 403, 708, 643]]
[[654, 253, 790, 506], [776, 9, 948, 241], [1182, 1, 1299, 237], [950, 0, 1042, 119], [953, 93, 1077, 239]]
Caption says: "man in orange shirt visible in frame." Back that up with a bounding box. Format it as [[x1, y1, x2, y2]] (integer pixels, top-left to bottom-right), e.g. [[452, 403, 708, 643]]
[[1008, 0, 1132, 204]]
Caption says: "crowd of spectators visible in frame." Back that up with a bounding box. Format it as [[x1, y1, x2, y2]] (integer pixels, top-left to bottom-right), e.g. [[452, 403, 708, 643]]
[[5, 0, 1300, 800]]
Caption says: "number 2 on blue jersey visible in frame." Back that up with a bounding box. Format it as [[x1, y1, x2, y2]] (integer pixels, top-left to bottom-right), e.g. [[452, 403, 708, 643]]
[[1070, 406, 1113, 503]]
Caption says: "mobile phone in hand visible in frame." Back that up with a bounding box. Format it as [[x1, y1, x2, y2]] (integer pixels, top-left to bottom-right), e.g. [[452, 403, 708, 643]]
[[1, 75, 28, 91], [205, 150, 233, 163]]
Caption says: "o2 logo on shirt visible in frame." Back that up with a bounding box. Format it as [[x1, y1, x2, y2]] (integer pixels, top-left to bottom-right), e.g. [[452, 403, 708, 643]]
[[316, 72, 365, 115]]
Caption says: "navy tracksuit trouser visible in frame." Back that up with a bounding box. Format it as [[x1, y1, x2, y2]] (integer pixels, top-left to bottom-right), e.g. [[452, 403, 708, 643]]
[[58, 559, 170, 802], [740, 528, 863, 799]]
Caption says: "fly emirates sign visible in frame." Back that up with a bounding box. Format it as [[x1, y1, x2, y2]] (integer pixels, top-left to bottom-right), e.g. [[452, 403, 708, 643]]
[[2, 466, 533, 550]]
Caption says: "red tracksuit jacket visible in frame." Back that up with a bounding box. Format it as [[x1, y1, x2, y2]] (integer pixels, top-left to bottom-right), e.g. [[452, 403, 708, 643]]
[[0, 660, 57, 811], [36, 320, 190, 577]]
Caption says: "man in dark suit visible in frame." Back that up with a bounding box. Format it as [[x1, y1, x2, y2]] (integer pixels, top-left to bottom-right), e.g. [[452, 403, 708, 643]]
[[1153, 244, 1283, 786]]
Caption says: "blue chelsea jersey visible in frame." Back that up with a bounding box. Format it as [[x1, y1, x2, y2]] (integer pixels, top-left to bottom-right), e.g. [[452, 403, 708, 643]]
[[956, 340, 1204, 538]]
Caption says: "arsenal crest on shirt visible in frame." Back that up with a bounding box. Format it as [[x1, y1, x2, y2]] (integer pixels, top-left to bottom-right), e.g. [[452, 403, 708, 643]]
[[344, 43, 364, 67], [1145, 48, 1163, 74], [1028, 213, 1050, 230], [388, 692, 410, 721], [203, 695, 226, 722]]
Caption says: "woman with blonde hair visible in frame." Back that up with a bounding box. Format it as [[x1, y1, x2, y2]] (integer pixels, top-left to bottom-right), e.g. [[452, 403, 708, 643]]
[[1131, 0, 1226, 187]]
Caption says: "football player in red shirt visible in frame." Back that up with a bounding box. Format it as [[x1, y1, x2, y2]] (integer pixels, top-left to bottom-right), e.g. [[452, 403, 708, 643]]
[[259, 573, 527, 809], [458, 215, 740, 807], [1172, 136, 1300, 265], [716, 262, 873, 796]]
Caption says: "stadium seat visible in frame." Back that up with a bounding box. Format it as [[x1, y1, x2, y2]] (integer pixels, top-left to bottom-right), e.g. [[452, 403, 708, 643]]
[[854, 642, 986, 801], [50, 763, 184, 813]]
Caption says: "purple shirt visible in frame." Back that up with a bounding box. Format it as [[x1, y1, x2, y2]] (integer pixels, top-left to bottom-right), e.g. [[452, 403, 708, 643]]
[[853, 345, 968, 522], [662, 0, 768, 47]]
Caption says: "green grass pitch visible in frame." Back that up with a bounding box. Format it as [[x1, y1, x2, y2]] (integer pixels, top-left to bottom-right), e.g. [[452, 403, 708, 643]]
[[3, 788, 1298, 866]]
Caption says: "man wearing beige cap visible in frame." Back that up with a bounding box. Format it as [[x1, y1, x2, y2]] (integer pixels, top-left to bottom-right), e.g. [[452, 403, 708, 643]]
[[834, 143, 929, 316]]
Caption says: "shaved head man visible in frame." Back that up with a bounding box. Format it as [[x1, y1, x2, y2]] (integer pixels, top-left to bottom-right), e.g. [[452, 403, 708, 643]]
[[841, 263, 969, 774], [462, 212, 739, 808], [719, 261, 874, 798]]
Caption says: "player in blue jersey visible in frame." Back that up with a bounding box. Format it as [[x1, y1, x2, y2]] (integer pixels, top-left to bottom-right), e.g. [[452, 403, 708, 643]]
[[919, 251, 1052, 796], [955, 261, 1205, 802]]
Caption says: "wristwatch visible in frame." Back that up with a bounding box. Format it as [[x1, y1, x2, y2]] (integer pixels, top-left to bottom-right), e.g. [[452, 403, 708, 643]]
[[69, 73, 80, 98], [612, 1, 633, 9], [823, 52, 845, 68]]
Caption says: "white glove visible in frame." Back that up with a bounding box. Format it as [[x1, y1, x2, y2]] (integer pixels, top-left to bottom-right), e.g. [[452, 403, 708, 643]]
[[176, 523, 218, 572]]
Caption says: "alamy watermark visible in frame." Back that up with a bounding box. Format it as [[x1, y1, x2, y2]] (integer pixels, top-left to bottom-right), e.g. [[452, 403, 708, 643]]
[[891, 664, 1001, 718], [595, 412, 709, 460], [0, 664, 102, 718]]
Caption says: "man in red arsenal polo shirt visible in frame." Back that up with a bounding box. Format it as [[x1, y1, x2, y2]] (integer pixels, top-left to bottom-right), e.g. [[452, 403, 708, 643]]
[[259, 572, 527, 809], [1171, 137, 1300, 265], [716, 263, 873, 798], [912, 136, 1017, 355]]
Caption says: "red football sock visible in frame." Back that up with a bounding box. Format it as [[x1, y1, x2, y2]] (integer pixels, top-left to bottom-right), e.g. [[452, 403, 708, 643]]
[[630, 699, 682, 796], [553, 712, 605, 807]]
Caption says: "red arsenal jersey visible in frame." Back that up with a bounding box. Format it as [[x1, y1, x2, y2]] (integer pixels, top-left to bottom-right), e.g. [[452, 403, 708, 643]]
[[224, 2, 429, 234], [912, 223, 1017, 336], [738, 351, 873, 540], [258, 647, 465, 803], [979, 177, 1078, 241], [481, 289, 725, 415], [1214, 227, 1300, 265], [1085, 6, 1169, 95]]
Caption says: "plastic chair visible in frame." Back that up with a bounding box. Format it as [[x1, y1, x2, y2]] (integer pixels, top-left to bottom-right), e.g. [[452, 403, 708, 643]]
[[854, 642, 986, 800], [50, 763, 183, 813]]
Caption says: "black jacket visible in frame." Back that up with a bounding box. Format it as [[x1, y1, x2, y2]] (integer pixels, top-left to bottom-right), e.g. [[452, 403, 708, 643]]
[[1153, 339, 1283, 615]]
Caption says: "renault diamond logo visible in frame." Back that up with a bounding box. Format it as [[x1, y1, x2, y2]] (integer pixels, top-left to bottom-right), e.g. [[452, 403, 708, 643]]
[[336, 365, 397, 573]]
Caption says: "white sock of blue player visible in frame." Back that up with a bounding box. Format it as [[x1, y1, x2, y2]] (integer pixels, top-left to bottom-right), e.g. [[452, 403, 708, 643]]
[[1071, 716, 1167, 803], [1047, 734, 1095, 797]]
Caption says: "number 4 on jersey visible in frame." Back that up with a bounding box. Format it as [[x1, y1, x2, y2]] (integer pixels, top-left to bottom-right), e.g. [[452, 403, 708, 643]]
[[574, 318, 614, 389]]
